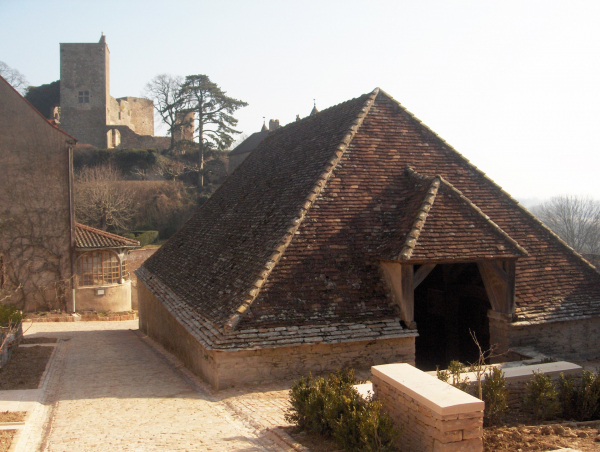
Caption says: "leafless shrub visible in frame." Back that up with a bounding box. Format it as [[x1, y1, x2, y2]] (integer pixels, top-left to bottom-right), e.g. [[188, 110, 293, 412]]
[[74, 164, 135, 231]]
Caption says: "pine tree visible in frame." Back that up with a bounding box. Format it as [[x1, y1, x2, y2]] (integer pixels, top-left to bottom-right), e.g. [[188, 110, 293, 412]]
[[179, 75, 247, 188]]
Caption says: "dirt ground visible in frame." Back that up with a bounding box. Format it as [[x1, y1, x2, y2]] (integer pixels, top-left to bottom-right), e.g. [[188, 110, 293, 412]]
[[282, 422, 600, 451], [0, 411, 26, 422], [484, 423, 600, 451], [0, 345, 53, 390], [21, 336, 57, 344], [281, 426, 340, 451]]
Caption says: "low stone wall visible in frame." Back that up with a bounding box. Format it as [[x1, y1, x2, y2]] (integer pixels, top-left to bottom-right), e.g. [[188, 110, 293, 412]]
[[139, 281, 416, 389], [75, 281, 131, 312], [509, 317, 600, 361], [372, 363, 484, 452]]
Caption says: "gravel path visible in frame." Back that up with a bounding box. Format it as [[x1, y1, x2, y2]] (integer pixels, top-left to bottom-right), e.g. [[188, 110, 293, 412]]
[[21, 320, 297, 452]]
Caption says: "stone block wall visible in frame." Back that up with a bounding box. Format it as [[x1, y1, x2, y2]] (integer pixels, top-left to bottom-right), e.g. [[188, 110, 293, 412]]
[[119, 97, 154, 136], [138, 280, 416, 389], [510, 317, 600, 361], [214, 336, 415, 389], [372, 363, 484, 452], [488, 311, 600, 362], [59, 40, 110, 148], [106, 125, 170, 150], [514, 317, 600, 361]]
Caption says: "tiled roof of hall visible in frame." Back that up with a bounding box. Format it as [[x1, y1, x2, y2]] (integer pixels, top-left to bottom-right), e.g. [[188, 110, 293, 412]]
[[374, 166, 528, 263], [138, 87, 600, 346], [75, 223, 140, 249]]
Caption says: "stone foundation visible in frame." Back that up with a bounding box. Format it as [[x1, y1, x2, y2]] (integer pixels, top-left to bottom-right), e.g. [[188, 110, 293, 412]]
[[372, 363, 484, 452], [138, 283, 416, 389]]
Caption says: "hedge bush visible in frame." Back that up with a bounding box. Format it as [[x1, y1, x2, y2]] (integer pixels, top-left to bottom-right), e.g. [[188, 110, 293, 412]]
[[124, 230, 158, 247], [481, 367, 508, 426], [524, 371, 560, 421], [286, 369, 399, 451], [557, 371, 600, 421]]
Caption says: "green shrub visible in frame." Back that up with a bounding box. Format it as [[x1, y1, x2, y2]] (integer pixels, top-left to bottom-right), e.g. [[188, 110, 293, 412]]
[[524, 371, 559, 421], [577, 371, 600, 421], [482, 367, 508, 426], [557, 373, 578, 419], [558, 371, 600, 421], [0, 304, 23, 327], [127, 230, 159, 247], [333, 399, 399, 452], [436, 366, 450, 383], [113, 149, 158, 172], [286, 369, 399, 451], [437, 360, 470, 393]]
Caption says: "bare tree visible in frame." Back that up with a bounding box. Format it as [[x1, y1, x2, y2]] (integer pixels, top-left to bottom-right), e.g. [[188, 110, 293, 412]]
[[143, 74, 190, 148], [155, 155, 198, 181], [0, 61, 29, 95], [532, 195, 600, 254], [74, 164, 134, 231]]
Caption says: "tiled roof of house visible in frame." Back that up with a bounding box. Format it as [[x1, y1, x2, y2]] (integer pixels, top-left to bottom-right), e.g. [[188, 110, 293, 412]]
[[138, 88, 600, 348], [75, 223, 140, 249], [228, 129, 270, 156]]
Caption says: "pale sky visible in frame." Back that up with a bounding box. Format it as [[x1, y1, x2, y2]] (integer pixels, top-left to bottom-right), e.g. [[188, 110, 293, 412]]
[[1, 0, 599, 202]]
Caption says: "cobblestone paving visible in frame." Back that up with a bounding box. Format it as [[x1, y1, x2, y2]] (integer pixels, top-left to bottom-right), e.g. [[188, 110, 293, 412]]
[[23, 320, 298, 452]]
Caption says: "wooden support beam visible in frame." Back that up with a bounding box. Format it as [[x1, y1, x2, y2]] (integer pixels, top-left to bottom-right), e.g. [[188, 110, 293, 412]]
[[477, 260, 516, 316], [380, 262, 416, 328], [413, 264, 436, 289], [401, 264, 414, 325]]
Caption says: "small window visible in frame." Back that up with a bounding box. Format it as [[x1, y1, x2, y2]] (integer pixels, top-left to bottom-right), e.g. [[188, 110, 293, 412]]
[[78, 90, 90, 104]]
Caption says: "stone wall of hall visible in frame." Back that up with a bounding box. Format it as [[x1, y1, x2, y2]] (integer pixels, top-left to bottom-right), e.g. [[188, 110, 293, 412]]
[[489, 312, 600, 361], [138, 280, 416, 390], [214, 336, 415, 390], [138, 281, 220, 387]]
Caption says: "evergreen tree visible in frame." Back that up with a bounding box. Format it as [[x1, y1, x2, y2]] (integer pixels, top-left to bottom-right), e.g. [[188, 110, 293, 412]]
[[25, 80, 60, 119], [179, 75, 247, 188]]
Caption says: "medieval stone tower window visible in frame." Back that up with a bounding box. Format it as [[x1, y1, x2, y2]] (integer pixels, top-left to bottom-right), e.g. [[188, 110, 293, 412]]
[[78, 90, 90, 103]]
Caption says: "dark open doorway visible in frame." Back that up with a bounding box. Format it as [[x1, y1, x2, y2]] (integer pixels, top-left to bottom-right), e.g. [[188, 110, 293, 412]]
[[414, 263, 491, 371]]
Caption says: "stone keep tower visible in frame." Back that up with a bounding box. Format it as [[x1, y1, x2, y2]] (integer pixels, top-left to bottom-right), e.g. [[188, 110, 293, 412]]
[[60, 35, 110, 148]]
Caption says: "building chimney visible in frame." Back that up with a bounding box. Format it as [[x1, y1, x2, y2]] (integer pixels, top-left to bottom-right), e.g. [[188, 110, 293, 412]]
[[269, 119, 280, 131]]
